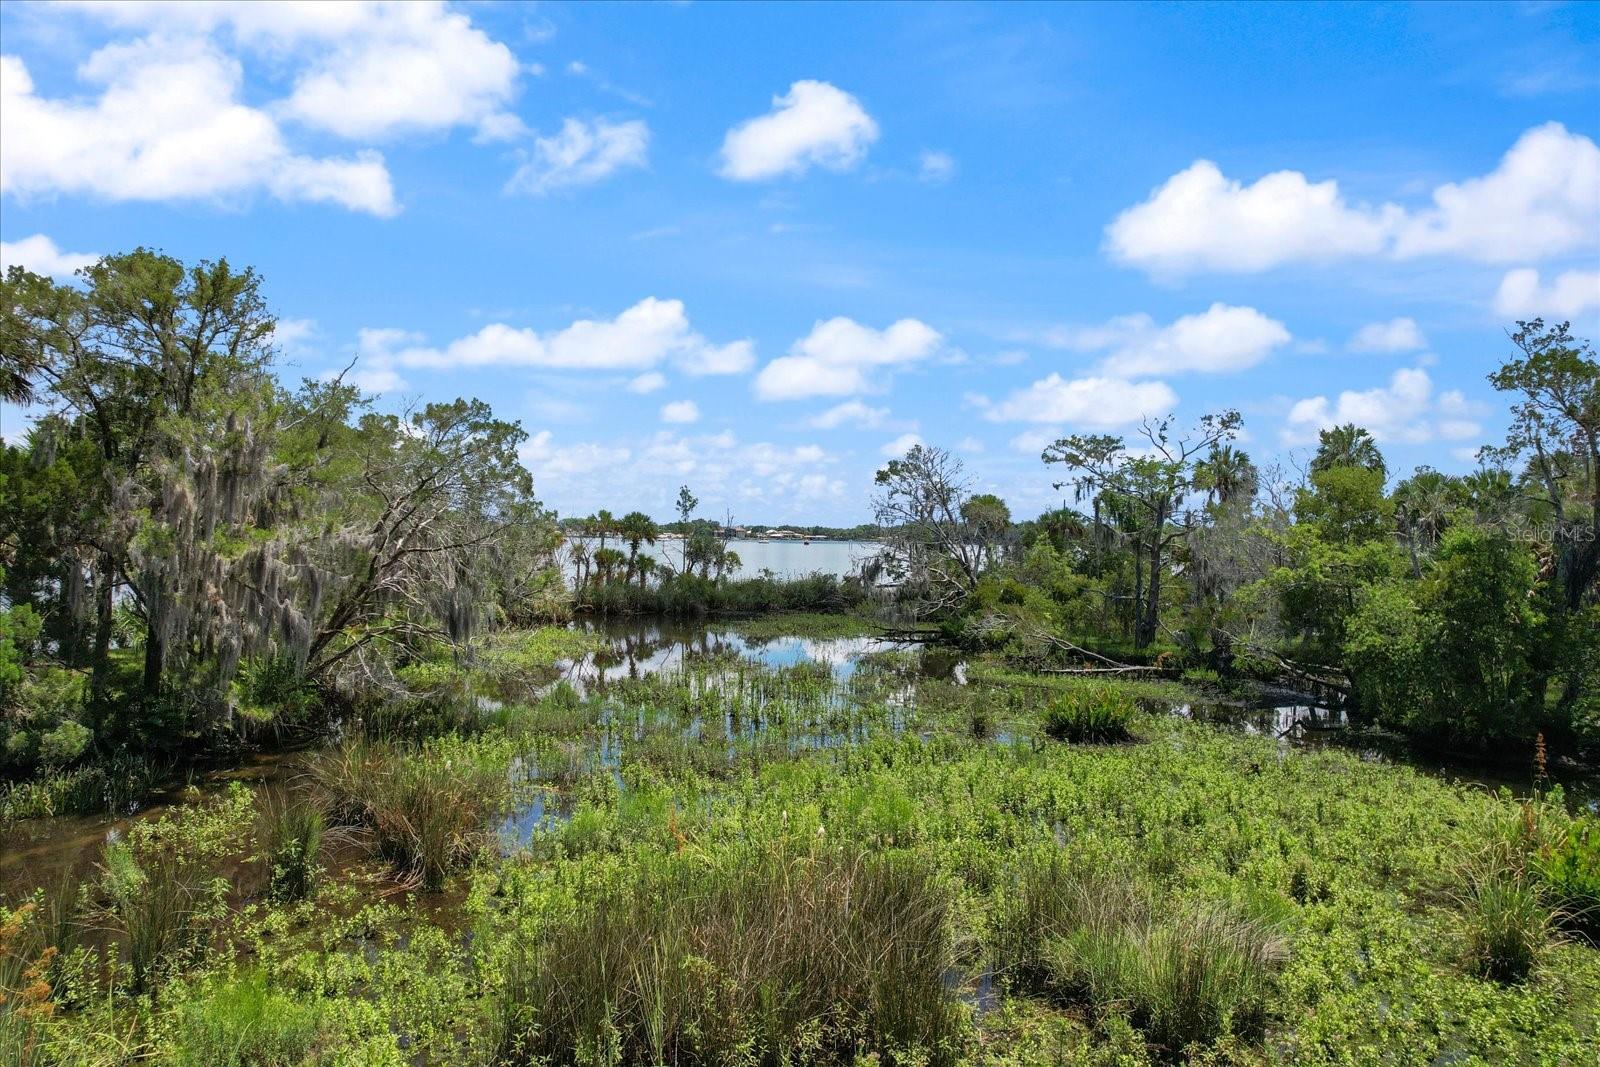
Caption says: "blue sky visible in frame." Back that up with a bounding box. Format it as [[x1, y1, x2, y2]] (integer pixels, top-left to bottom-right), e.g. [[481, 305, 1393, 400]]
[[2, 1, 1597, 524]]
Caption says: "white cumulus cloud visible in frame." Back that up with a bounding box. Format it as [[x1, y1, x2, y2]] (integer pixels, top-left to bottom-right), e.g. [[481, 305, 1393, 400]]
[[506, 118, 650, 195], [1283, 367, 1485, 446], [0, 234, 98, 277], [1052, 303, 1290, 376], [1106, 123, 1599, 277], [719, 80, 878, 181], [806, 400, 891, 429], [880, 432, 924, 457], [979, 375, 1178, 427], [628, 371, 667, 394], [352, 300, 752, 390], [1348, 317, 1428, 353], [660, 400, 700, 424], [754, 317, 941, 401], [0, 44, 396, 215], [59, 0, 525, 142], [1494, 268, 1600, 319]]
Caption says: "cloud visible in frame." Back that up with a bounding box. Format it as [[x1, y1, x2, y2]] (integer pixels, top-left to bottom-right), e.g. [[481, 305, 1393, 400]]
[[62, 0, 525, 142], [365, 299, 753, 380], [880, 432, 924, 458], [1105, 160, 1393, 275], [1494, 267, 1600, 319], [806, 400, 891, 429], [0, 233, 97, 277], [719, 80, 878, 181], [978, 374, 1178, 427], [1053, 303, 1290, 376], [628, 371, 667, 394], [918, 150, 955, 183], [506, 117, 650, 195], [1391, 124, 1600, 262], [1106, 123, 1599, 276], [1348, 317, 1427, 353], [1283, 367, 1484, 445], [754, 317, 941, 400], [521, 429, 841, 516], [0, 44, 396, 215], [660, 400, 700, 424], [957, 436, 985, 453]]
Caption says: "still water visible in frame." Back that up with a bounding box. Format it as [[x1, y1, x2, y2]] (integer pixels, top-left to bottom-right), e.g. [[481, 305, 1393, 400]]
[[569, 538, 884, 580]]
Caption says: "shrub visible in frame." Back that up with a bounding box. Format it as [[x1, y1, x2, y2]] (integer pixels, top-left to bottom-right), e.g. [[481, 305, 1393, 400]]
[[497, 844, 967, 1065], [170, 970, 331, 1067], [1041, 684, 1137, 743], [1535, 815, 1600, 937]]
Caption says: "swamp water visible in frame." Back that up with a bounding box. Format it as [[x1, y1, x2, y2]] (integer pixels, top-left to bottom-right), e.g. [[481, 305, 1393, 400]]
[[3, 616, 1592, 905]]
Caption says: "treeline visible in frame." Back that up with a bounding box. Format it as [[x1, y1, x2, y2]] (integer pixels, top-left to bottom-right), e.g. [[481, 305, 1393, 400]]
[[874, 321, 1598, 758], [557, 493, 869, 616], [0, 251, 565, 782]]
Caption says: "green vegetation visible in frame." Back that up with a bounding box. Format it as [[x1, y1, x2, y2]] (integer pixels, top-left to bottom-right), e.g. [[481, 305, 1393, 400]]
[[3, 648, 1598, 1065], [3, 254, 1598, 1063], [1040, 684, 1138, 743]]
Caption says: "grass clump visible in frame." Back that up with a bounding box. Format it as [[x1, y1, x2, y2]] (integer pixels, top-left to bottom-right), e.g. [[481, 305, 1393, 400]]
[[1458, 862, 1561, 983], [168, 970, 331, 1067], [257, 793, 324, 903], [1040, 684, 1138, 743], [999, 859, 1286, 1057], [497, 844, 967, 1065], [305, 735, 515, 890]]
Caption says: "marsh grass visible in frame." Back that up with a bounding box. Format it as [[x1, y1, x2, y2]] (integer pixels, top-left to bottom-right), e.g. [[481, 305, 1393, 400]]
[[1000, 859, 1286, 1057], [257, 792, 324, 903], [305, 736, 516, 890], [169, 970, 330, 1067], [1041, 685, 1138, 743], [1458, 862, 1562, 982], [498, 844, 967, 1065]]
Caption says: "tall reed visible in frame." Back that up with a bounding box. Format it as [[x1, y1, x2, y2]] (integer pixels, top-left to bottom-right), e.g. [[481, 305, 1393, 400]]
[[497, 844, 967, 1065]]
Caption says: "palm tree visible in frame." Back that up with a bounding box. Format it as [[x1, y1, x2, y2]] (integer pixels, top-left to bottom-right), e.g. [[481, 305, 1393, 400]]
[[619, 511, 658, 584], [1195, 444, 1258, 506], [1393, 467, 1462, 576], [1311, 423, 1386, 478]]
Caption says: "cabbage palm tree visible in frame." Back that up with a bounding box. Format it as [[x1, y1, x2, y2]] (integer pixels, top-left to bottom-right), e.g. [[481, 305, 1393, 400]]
[[1311, 423, 1386, 478]]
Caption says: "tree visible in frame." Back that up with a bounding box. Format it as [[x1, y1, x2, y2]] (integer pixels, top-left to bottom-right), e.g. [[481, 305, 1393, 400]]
[[872, 445, 989, 615], [1194, 444, 1258, 508], [961, 493, 1013, 571], [1, 250, 279, 700], [1311, 423, 1386, 479], [619, 511, 659, 586], [1042, 411, 1241, 649], [1486, 320, 1598, 613]]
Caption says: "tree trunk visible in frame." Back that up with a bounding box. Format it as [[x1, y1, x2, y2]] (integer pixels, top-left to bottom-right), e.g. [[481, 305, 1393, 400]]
[[143, 626, 164, 696], [89, 555, 115, 702]]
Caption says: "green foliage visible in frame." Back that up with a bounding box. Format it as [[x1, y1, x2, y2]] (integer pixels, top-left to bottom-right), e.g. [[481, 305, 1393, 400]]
[[1346, 527, 1546, 747], [497, 844, 966, 1065], [169, 970, 332, 1067], [1041, 684, 1138, 743], [1536, 816, 1600, 936], [1457, 863, 1560, 983], [259, 794, 325, 903], [304, 735, 517, 890]]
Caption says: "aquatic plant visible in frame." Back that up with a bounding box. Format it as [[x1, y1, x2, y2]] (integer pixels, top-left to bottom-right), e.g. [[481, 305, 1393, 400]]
[[1040, 684, 1137, 743], [496, 843, 966, 1065], [257, 792, 324, 903]]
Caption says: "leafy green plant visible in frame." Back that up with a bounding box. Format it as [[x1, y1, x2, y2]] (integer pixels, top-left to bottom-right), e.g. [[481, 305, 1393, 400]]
[[1041, 684, 1137, 743], [1457, 863, 1560, 983], [1535, 815, 1600, 937], [498, 844, 967, 1065]]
